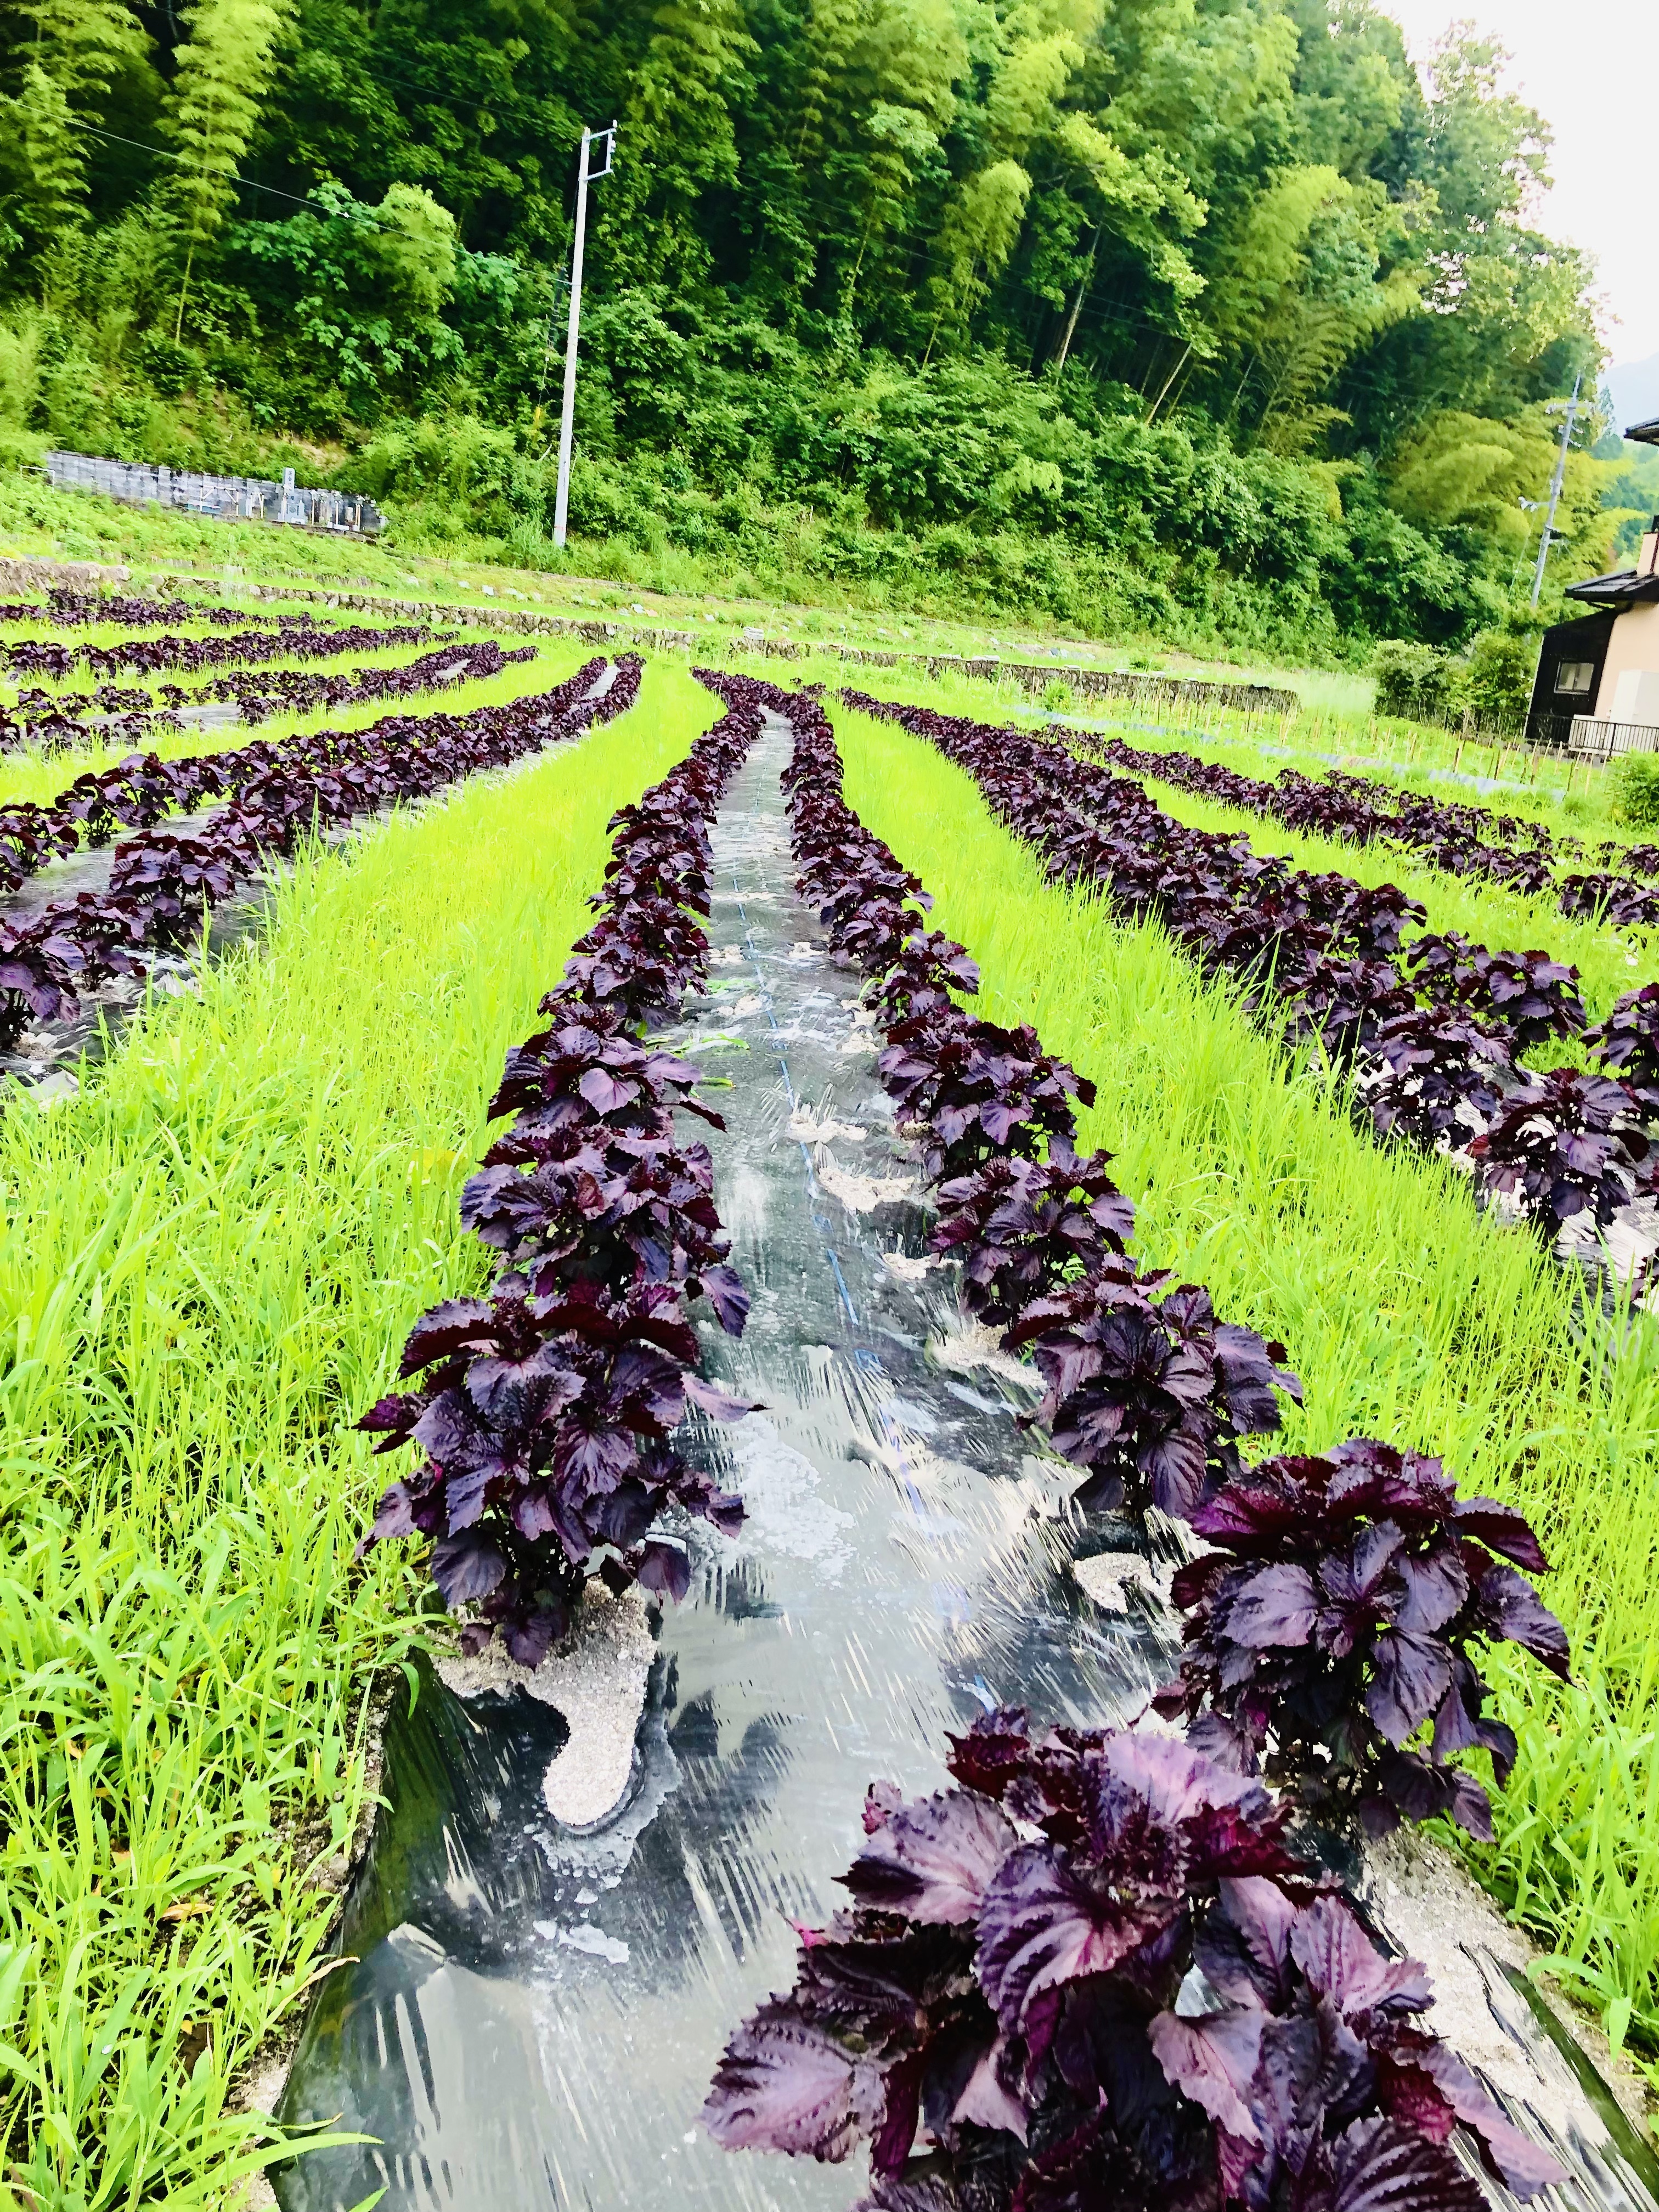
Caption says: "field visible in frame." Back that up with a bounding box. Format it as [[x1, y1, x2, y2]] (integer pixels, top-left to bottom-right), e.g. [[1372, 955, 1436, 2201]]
[[0, 572, 1655, 2211]]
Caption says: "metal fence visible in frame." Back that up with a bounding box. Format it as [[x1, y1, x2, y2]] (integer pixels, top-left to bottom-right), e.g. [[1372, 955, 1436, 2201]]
[[1565, 715, 1659, 761], [44, 452, 384, 535]]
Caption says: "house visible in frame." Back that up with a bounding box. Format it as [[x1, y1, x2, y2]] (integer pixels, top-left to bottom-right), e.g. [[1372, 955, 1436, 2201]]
[[1527, 416, 1659, 753]]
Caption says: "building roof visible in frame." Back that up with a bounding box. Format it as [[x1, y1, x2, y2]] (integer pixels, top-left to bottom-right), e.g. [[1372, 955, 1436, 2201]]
[[1627, 418, 1659, 446], [1565, 567, 1659, 607]]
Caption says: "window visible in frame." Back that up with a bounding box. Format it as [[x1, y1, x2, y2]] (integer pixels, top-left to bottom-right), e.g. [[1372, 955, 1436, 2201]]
[[1555, 661, 1596, 696]]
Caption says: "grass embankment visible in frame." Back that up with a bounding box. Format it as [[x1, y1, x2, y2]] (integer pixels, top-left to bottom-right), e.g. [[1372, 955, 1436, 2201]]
[[0, 635, 595, 809], [834, 700, 1659, 2072], [0, 658, 715, 2207]]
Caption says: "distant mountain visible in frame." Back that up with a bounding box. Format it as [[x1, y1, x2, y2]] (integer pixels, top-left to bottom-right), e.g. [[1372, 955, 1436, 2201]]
[[1606, 353, 1659, 436]]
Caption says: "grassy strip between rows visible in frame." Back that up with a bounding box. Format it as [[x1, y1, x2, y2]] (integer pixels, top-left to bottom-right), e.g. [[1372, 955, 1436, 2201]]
[[0, 658, 716, 2208], [834, 699, 1659, 2077]]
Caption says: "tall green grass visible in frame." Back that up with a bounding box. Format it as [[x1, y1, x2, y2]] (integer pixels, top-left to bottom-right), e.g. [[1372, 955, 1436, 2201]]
[[834, 701, 1659, 2073], [0, 658, 715, 2205]]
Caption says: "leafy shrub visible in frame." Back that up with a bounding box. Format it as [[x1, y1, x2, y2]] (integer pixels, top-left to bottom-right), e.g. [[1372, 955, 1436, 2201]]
[[1006, 1266, 1300, 1520], [1372, 639, 1460, 723], [1585, 982, 1659, 1115], [933, 1142, 1135, 1328], [1612, 753, 1659, 831], [703, 1712, 1562, 2209], [1364, 1008, 1510, 1152], [1155, 1440, 1568, 1838], [1460, 625, 1539, 725], [1404, 934, 1585, 1057]]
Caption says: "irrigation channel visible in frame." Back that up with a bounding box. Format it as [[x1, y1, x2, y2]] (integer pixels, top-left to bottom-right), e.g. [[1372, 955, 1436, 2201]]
[[272, 709, 1659, 2212]]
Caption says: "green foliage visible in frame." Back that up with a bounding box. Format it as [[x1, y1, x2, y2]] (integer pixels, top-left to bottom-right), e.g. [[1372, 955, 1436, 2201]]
[[1372, 637, 1460, 721], [1462, 623, 1541, 724], [0, 0, 1616, 658], [1612, 753, 1659, 830], [160, 0, 292, 324]]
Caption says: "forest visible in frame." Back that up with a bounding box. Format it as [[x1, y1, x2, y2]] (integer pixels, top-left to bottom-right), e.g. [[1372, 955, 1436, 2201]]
[[0, 0, 1643, 659]]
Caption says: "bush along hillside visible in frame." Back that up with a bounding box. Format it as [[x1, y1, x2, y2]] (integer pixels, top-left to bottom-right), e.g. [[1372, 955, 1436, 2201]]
[[0, 0, 1623, 655]]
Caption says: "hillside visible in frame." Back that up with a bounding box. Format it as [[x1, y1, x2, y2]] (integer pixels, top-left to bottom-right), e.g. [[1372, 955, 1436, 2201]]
[[0, 0, 1623, 661]]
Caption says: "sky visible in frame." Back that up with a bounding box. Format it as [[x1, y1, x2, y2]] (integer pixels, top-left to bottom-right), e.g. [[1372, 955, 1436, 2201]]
[[1379, 0, 1659, 370]]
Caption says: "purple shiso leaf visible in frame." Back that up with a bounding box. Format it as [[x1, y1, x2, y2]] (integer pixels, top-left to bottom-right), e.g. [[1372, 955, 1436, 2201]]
[[397, 1296, 498, 1378], [1147, 2006, 1265, 2142], [701, 1263, 752, 1335], [1327, 2115, 1487, 2212], [946, 2038, 1028, 2140], [1448, 1497, 1549, 1574], [1386, 2041, 1566, 2196], [841, 1789, 1019, 1925], [974, 1839, 1169, 2039], [701, 1997, 882, 2159], [1096, 1728, 1273, 1829], [635, 1538, 692, 1602], [1198, 1876, 1299, 2008], [1288, 1898, 1432, 2022], [682, 1370, 763, 1422], [1220, 1562, 1320, 1650], [1471, 1562, 1572, 1680], [431, 1528, 509, 1607], [1364, 1628, 1454, 1746]]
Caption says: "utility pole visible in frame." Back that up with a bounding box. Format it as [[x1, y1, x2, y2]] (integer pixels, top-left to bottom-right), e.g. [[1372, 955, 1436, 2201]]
[[553, 121, 617, 552], [1530, 370, 1583, 608]]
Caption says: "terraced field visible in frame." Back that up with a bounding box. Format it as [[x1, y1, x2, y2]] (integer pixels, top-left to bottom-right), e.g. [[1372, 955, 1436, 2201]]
[[3, 608, 1656, 2212]]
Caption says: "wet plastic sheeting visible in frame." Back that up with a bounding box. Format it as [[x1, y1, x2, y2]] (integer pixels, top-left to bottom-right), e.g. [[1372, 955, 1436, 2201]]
[[274, 713, 1173, 2210], [274, 713, 1656, 2212]]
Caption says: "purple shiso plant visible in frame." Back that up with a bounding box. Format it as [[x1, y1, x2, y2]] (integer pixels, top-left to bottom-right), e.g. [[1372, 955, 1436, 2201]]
[[356, 670, 774, 1664], [2, 637, 534, 752], [703, 1711, 1564, 2211], [1154, 1441, 1569, 1841], [0, 653, 636, 1047], [6, 614, 436, 682]]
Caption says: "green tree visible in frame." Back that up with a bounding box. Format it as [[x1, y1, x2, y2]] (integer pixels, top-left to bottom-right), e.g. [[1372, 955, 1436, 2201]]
[[160, 0, 292, 335], [0, 0, 148, 243]]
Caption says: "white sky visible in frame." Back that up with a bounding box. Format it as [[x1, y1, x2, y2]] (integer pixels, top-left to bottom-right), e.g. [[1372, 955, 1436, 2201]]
[[1378, 0, 1659, 365]]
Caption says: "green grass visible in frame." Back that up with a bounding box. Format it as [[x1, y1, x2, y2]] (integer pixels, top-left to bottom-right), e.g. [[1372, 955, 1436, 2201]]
[[0, 657, 715, 2206], [833, 699, 1659, 2074]]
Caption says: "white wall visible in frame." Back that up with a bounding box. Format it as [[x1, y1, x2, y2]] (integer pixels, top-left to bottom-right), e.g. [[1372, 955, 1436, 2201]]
[[1594, 601, 1659, 720]]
